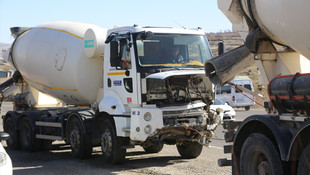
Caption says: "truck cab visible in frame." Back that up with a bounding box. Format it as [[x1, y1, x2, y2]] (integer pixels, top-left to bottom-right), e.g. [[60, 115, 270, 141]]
[[99, 26, 218, 161]]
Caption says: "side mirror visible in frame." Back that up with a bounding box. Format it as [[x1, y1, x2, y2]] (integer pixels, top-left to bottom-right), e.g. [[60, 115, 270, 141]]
[[110, 41, 120, 67], [0, 132, 9, 141], [140, 31, 154, 40], [218, 41, 226, 56]]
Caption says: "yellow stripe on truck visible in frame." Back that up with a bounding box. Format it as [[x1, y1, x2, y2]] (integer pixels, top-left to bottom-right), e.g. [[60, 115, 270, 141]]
[[107, 72, 126, 76], [34, 27, 84, 40]]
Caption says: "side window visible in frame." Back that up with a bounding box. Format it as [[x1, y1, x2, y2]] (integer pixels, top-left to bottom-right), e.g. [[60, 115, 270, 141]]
[[235, 84, 243, 93], [216, 87, 221, 94], [244, 84, 252, 91], [120, 41, 132, 69], [0, 71, 7, 78], [217, 85, 231, 94]]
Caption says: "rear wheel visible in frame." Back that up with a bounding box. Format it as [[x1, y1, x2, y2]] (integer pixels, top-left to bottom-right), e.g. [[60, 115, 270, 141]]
[[67, 117, 92, 158], [176, 141, 203, 159], [240, 133, 283, 175], [19, 117, 41, 152], [100, 118, 126, 164], [245, 106, 250, 111], [4, 117, 20, 150], [143, 143, 164, 153], [297, 144, 310, 175]]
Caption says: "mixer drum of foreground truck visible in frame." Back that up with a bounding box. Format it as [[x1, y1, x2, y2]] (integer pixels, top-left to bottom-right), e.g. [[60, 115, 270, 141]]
[[205, 0, 310, 174], [3, 21, 221, 164]]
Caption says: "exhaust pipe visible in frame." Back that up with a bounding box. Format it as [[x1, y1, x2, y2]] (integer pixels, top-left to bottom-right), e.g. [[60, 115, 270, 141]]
[[204, 45, 254, 86]]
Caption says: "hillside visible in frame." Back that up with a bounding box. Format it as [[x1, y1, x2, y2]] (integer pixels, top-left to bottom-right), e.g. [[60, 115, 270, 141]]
[[0, 43, 11, 68], [0, 43, 10, 49], [206, 32, 244, 57]]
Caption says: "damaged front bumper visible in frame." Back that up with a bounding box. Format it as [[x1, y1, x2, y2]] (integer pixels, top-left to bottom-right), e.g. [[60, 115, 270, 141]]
[[130, 101, 222, 145]]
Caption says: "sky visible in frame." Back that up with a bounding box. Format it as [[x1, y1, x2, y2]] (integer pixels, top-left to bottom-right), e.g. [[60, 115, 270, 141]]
[[0, 0, 231, 44]]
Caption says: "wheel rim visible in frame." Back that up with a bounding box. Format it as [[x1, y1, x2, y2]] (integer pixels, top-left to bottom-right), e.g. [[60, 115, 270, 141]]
[[70, 129, 80, 150], [252, 152, 272, 175], [258, 160, 271, 175], [101, 129, 112, 155]]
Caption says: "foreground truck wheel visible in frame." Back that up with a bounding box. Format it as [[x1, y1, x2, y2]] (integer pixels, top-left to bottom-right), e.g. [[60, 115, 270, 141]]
[[4, 117, 20, 150], [100, 119, 126, 164], [176, 141, 203, 159], [143, 143, 164, 153], [67, 117, 92, 159], [240, 133, 283, 175], [297, 144, 310, 175], [19, 117, 41, 152]]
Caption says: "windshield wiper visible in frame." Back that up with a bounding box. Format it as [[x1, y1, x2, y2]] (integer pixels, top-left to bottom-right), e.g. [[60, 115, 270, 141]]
[[157, 66, 182, 70], [183, 64, 204, 68]]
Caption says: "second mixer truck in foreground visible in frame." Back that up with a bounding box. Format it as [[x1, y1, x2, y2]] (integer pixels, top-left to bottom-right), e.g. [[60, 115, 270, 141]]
[[206, 0, 310, 174]]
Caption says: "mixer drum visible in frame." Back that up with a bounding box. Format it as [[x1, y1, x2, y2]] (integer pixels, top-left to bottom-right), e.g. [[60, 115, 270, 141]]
[[11, 21, 107, 105]]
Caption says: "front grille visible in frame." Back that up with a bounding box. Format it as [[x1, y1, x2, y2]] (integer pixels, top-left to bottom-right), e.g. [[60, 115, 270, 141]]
[[162, 107, 206, 126]]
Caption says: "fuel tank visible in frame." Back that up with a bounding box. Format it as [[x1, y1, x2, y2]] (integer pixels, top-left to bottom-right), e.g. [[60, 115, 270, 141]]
[[268, 73, 310, 116], [10, 21, 107, 105]]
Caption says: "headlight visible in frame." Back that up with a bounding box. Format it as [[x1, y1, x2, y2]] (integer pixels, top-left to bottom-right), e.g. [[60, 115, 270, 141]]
[[0, 152, 7, 166], [144, 112, 152, 121], [216, 108, 223, 114], [144, 125, 152, 134]]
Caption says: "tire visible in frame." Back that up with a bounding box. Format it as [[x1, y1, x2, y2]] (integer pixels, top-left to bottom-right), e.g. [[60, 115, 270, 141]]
[[240, 133, 283, 175], [67, 117, 92, 159], [297, 144, 310, 175], [143, 143, 164, 153], [4, 117, 20, 150], [19, 117, 41, 152], [245, 106, 250, 111], [100, 118, 126, 164], [176, 141, 203, 159]]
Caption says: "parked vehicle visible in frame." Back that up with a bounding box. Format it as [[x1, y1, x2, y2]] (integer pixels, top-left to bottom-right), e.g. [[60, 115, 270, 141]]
[[216, 76, 255, 110], [0, 132, 12, 175], [211, 98, 236, 122]]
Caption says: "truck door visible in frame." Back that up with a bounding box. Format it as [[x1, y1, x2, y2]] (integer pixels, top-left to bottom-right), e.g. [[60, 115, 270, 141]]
[[105, 35, 140, 112]]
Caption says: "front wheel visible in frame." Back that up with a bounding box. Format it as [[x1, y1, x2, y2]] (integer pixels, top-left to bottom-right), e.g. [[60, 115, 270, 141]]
[[297, 144, 310, 175], [100, 118, 126, 164], [176, 141, 203, 159], [240, 133, 283, 175]]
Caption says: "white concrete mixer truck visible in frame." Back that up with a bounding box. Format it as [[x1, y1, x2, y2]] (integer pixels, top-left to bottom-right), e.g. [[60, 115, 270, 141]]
[[205, 0, 310, 174], [1, 21, 221, 164]]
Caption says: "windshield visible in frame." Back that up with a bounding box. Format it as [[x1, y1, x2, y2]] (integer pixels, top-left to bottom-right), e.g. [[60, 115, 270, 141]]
[[135, 33, 212, 67]]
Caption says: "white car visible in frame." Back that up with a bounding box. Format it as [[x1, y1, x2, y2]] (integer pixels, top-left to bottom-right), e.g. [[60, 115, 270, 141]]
[[211, 99, 236, 122], [0, 132, 12, 175]]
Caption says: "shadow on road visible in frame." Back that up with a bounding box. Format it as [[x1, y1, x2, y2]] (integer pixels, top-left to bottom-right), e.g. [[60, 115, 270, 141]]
[[5, 143, 187, 175]]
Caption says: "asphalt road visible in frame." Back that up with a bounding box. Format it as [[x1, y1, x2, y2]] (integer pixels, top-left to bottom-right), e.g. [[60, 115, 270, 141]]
[[0, 102, 267, 175]]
